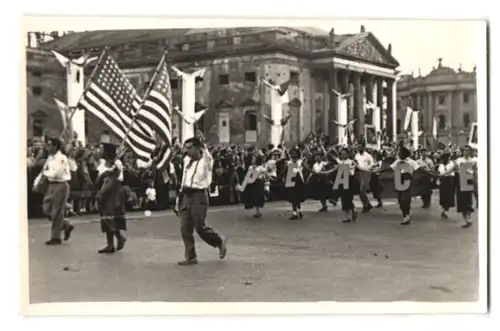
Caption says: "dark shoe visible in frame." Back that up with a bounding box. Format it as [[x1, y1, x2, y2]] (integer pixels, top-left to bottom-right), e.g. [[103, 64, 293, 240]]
[[376, 201, 383, 208], [45, 239, 62, 245], [422, 204, 430, 209], [219, 238, 227, 259], [178, 258, 198, 266], [342, 219, 351, 223], [298, 212, 303, 219], [63, 225, 74, 241], [462, 222, 472, 229], [116, 233, 127, 251], [98, 246, 115, 254], [319, 206, 327, 212], [401, 215, 412, 225], [289, 214, 299, 220], [441, 211, 448, 219], [253, 213, 262, 218]]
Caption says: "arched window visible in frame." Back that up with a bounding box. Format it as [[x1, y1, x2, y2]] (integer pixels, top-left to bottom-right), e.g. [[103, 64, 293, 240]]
[[438, 114, 446, 130], [397, 119, 402, 134], [244, 111, 257, 131]]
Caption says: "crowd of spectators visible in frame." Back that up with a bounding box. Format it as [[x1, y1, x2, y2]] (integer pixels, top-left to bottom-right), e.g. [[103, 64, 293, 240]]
[[26, 132, 475, 218]]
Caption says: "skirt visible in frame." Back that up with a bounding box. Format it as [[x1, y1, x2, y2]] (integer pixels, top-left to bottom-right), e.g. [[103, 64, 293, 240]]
[[439, 176, 456, 209], [455, 174, 474, 213], [242, 179, 265, 209], [307, 174, 332, 201], [338, 176, 356, 211], [284, 175, 306, 204]]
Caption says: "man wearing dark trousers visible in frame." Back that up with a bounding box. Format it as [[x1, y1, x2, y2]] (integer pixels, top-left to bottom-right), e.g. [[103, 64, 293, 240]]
[[39, 138, 74, 245], [176, 132, 227, 266]]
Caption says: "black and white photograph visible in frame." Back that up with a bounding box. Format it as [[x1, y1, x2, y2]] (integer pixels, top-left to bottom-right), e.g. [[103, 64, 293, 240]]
[[20, 16, 488, 315]]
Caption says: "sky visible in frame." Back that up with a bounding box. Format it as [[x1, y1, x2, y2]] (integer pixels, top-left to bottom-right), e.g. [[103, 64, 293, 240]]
[[313, 20, 485, 76], [30, 19, 486, 76]]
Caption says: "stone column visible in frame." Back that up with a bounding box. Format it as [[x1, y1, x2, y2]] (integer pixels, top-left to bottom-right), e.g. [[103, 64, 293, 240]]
[[386, 78, 396, 141], [375, 77, 384, 130], [352, 72, 363, 138], [328, 67, 338, 140], [365, 75, 374, 125]]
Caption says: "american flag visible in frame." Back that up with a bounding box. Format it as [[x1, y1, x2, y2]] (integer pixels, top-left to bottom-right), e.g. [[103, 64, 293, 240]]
[[137, 54, 173, 169], [77, 49, 155, 162]]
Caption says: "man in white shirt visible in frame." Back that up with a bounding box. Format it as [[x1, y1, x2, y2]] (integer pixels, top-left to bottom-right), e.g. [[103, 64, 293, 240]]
[[177, 133, 227, 266], [354, 144, 374, 212], [40, 138, 74, 245]]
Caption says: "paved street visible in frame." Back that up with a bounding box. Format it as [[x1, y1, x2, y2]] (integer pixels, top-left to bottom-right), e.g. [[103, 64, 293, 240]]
[[27, 197, 479, 303]]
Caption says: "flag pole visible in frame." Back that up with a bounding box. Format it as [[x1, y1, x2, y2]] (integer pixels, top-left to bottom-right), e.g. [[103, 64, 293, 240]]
[[117, 48, 169, 153], [59, 47, 110, 139]]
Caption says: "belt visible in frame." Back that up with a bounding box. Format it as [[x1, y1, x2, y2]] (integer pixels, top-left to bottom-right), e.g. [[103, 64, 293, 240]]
[[48, 181, 68, 184], [181, 187, 207, 194]]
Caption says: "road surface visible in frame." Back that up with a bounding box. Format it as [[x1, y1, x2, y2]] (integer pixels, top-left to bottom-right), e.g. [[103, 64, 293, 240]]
[[27, 197, 479, 303]]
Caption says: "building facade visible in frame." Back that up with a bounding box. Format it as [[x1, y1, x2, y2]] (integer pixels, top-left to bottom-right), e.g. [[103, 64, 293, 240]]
[[28, 27, 401, 146], [396, 58, 477, 147], [26, 48, 67, 140]]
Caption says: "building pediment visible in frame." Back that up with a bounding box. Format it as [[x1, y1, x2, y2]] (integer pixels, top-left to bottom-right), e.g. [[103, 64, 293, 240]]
[[241, 98, 260, 108], [288, 98, 302, 107], [335, 33, 399, 67]]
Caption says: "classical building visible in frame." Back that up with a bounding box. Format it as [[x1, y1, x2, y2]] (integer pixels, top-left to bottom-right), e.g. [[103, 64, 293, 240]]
[[29, 26, 400, 146], [26, 47, 67, 140], [396, 58, 477, 147]]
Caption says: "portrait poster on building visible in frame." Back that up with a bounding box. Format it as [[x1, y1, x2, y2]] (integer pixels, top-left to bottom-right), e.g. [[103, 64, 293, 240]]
[[469, 122, 478, 148], [364, 124, 377, 149]]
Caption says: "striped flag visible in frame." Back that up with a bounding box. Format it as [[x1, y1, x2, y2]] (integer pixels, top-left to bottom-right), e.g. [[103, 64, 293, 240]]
[[137, 52, 173, 169], [76, 49, 155, 162], [137, 53, 173, 146]]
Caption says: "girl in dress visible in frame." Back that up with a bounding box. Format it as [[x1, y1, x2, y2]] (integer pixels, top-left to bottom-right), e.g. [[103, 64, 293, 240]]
[[437, 149, 456, 219], [284, 148, 306, 220], [441, 145, 477, 228], [319, 147, 357, 223], [307, 152, 331, 212], [239, 155, 267, 218], [389, 147, 420, 225], [369, 150, 384, 208]]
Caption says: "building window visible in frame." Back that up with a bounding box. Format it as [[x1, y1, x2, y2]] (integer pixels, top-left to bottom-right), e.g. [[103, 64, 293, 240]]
[[244, 71, 256, 83], [170, 79, 179, 89], [219, 74, 229, 86], [33, 118, 44, 137], [438, 114, 446, 130], [463, 93, 470, 104], [32, 86, 42, 96], [244, 111, 258, 131], [463, 113, 471, 128], [438, 94, 446, 105], [397, 119, 402, 133]]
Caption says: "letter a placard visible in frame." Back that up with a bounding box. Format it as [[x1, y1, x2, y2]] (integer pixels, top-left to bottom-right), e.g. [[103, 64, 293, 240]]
[[458, 162, 475, 192], [394, 162, 412, 191], [333, 164, 350, 190]]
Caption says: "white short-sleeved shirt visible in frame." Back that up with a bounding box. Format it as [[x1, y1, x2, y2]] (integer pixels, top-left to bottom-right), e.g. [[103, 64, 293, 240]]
[[390, 158, 420, 174]]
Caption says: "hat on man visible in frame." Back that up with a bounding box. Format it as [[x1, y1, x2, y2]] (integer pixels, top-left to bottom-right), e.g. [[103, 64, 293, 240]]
[[102, 142, 118, 158]]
